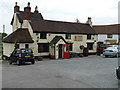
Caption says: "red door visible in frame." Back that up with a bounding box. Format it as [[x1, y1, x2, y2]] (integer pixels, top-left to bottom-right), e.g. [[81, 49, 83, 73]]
[[63, 44, 70, 59]]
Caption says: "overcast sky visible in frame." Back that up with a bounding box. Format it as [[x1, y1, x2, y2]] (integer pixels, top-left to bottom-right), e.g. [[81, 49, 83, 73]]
[[0, 0, 119, 33]]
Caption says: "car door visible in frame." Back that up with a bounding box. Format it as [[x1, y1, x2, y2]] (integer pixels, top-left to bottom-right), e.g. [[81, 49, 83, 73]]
[[10, 50, 19, 62], [118, 46, 120, 56]]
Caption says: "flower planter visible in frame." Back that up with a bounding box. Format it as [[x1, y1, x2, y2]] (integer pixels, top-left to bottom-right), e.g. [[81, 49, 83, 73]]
[[50, 55, 55, 59], [37, 57, 43, 61]]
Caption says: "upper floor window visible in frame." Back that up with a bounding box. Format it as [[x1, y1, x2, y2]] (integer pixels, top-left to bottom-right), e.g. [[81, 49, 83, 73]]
[[87, 34, 92, 39], [25, 44, 29, 48], [40, 33, 47, 39], [107, 34, 113, 38], [65, 34, 71, 39]]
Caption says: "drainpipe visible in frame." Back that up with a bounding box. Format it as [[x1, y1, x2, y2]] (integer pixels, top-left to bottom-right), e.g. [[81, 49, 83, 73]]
[[54, 44, 55, 59], [20, 22, 23, 28]]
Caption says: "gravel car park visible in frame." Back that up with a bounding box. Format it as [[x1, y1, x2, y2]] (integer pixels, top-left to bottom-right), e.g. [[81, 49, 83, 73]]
[[2, 56, 118, 88]]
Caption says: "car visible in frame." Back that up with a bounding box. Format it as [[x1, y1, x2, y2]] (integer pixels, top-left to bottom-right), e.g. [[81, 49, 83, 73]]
[[9, 48, 35, 66], [103, 45, 120, 57], [116, 66, 120, 79]]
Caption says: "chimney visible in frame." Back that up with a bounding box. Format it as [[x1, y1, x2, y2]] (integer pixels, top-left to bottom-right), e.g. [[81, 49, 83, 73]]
[[14, 2, 20, 13], [86, 17, 92, 27], [23, 2, 31, 20], [34, 6, 39, 13]]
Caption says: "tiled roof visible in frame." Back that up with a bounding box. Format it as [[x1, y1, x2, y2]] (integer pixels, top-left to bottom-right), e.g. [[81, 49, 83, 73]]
[[11, 11, 44, 25], [2, 28, 34, 43], [11, 11, 95, 34], [50, 36, 67, 44], [30, 19, 95, 34], [93, 24, 120, 34]]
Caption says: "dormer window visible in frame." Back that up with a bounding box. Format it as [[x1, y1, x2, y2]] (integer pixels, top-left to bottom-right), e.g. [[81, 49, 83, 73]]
[[40, 32, 47, 39]]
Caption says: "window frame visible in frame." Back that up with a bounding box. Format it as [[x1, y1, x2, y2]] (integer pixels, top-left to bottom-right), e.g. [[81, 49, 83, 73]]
[[25, 44, 29, 48], [66, 44, 73, 51], [87, 34, 92, 40], [40, 33, 47, 39], [107, 34, 113, 38], [65, 34, 71, 39], [87, 43, 94, 50], [38, 43, 49, 53]]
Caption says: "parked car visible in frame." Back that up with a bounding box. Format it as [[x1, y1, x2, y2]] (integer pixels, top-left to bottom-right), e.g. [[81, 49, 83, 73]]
[[103, 45, 120, 57], [116, 66, 120, 79], [9, 48, 35, 66]]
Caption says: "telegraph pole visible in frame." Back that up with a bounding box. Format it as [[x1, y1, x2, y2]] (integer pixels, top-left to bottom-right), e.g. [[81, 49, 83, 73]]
[[3, 25, 5, 33], [1, 24, 5, 59]]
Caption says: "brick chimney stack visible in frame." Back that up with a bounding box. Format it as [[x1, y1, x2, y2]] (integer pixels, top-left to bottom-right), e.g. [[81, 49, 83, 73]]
[[34, 6, 39, 13], [23, 2, 31, 20], [14, 2, 20, 13]]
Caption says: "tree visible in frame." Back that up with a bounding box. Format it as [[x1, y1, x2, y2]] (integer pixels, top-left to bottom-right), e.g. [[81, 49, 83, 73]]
[[2, 33, 7, 39], [75, 18, 80, 23]]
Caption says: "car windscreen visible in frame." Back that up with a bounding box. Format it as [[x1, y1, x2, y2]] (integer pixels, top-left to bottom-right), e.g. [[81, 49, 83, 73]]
[[106, 47, 117, 50], [21, 49, 32, 53]]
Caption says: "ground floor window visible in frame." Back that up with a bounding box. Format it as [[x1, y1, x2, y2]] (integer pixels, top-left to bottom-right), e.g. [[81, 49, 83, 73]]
[[66, 44, 73, 51], [87, 43, 94, 50], [38, 43, 49, 53]]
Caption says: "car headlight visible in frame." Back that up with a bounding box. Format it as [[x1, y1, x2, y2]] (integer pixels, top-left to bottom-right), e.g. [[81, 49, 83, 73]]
[[117, 67, 119, 70]]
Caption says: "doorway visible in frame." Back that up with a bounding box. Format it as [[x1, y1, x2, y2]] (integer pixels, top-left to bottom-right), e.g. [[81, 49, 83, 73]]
[[58, 44, 63, 58]]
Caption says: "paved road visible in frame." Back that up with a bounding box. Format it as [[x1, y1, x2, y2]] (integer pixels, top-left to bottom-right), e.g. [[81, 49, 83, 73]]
[[2, 56, 119, 88]]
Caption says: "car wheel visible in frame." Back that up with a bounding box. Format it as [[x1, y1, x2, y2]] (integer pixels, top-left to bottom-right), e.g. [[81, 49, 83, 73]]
[[17, 60, 21, 66], [105, 55, 109, 58], [116, 69, 120, 79], [31, 60, 35, 64], [9, 60, 12, 64], [116, 53, 119, 58]]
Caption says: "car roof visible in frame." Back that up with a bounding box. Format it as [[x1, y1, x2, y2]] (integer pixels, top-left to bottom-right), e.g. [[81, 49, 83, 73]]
[[16, 48, 32, 50], [108, 44, 118, 46]]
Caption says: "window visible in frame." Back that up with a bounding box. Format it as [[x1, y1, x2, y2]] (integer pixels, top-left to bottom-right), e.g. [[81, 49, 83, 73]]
[[87, 34, 92, 39], [66, 34, 71, 39], [40, 33, 47, 39], [87, 43, 94, 50], [107, 34, 113, 38], [69, 44, 73, 51], [15, 50, 20, 54], [25, 44, 29, 48], [21, 49, 32, 53], [36, 33, 39, 35], [66, 44, 73, 51], [38, 43, 49, 53], [15, 44, 19, 49]]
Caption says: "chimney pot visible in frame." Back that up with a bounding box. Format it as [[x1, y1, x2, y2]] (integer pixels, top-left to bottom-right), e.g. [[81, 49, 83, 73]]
[[88, 17, 91, 19], [34, 6, 39, 13], [14, 2, 20, 13], [28, 2, 30, 7], [15, 2, 18, 6]]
